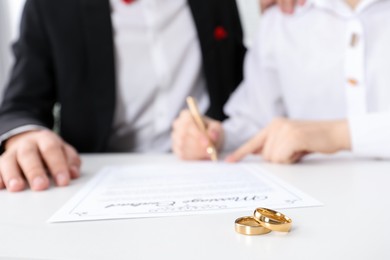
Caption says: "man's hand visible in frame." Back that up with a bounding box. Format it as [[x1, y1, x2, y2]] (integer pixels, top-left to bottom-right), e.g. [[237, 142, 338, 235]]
[[0, 130, 81, 192], [172, 110, 223, 160], [226, 118, 351, 164], [260, 0, 307, 14]]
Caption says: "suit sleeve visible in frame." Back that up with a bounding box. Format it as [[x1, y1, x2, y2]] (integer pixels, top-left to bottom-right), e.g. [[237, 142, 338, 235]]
[[0, 0, 56, 138]]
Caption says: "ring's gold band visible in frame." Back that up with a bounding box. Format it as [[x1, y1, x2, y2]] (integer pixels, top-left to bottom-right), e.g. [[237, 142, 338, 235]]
[[235, 216, 272, 235], [254, 208, 292, 232]]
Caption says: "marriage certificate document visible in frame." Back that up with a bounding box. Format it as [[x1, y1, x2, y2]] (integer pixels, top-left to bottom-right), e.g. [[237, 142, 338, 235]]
[[49, 163, 321, 223]]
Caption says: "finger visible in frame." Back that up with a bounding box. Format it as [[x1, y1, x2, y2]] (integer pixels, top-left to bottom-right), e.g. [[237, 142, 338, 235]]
[[269, 126, 298, 163], [177, 123, 210, 160], [269, 144, 296, 164], [173, 112, 205, 145], [0, 173, 4, 189], [288, 152, 305, 164], [38, 139, 70, 187], [263, 119, 293, 162], [298, 0, 306, 5], [182, 135, 210, 160], [278, 0, 294, 14], [172, 143, 184, 159], [267, 130, 296, 164], [172, 128, 198, 159], [188, 124, 209, 146], [179, 110, 194, 124], [290, 151, 309, 163], [260, 0, 275, 12], [63, 144, 81, 179], [174, 144, 208, 160], [16, 143, 49, 191], [173, 110, 215, 160], [262, 127, 280, 162], [172, 111, 195, 137], [180, 136, 210, 160], [172, 128, 209, 160], [171, 128, 184, 159], [284, 0, 295, 13], [225, 131, 267, 163], [171, 121, 187, 152], [274, 151, 303, 164], [270, 134, 307, 164], [0, 152, 26, 192], [206, 121, 222, 144]]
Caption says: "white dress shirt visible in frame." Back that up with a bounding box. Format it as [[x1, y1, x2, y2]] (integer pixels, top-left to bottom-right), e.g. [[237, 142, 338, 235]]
[[223, 0, 390, 158], [107, 0, 209, 152]]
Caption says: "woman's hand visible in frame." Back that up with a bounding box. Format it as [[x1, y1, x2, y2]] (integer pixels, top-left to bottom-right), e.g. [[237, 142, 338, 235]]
[[172, 110, 224, 160], [226, 118, 351, 164]]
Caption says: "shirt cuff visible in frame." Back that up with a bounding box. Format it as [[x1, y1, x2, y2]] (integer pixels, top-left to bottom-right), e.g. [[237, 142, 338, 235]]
[[0, 125, 47, 150], [349, 112, 390, 158]]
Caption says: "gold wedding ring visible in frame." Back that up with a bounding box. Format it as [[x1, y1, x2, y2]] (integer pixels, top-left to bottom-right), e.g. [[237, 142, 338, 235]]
[[254, 208, 292, 232], [235, 216, 272, 235]]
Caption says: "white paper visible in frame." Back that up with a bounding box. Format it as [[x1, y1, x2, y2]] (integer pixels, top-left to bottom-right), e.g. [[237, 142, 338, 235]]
[[49, 163, 321, 223]]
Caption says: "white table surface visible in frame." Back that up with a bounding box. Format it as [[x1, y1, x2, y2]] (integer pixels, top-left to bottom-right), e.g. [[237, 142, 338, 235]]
[[1, 153, 389, 260]]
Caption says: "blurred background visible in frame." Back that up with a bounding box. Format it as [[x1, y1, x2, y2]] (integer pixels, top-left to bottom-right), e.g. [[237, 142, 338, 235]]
[[0, 0, 261, 102]]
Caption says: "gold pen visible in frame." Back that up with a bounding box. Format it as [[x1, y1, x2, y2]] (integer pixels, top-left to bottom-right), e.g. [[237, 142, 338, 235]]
[[186, 96, 218, 161]]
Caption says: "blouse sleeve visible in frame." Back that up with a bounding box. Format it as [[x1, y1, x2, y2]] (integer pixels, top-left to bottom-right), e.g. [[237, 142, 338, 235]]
[[222, 10, 286, 152]]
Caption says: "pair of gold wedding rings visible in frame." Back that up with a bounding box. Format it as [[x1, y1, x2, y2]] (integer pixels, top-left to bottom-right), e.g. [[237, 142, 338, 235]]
[[235, 208, 292, 235]]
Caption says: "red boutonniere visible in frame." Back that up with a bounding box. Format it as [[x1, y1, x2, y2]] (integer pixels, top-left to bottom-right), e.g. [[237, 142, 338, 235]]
[[214, 26, 228, 41], [122, 0, 136, 4]]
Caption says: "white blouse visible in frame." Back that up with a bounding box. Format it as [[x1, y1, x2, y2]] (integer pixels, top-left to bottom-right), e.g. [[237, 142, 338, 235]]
[[223, 0, 390, 158]]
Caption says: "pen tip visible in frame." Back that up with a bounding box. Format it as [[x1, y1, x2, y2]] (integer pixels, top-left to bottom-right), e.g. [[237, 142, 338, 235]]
[[207, 147, 218, 161]]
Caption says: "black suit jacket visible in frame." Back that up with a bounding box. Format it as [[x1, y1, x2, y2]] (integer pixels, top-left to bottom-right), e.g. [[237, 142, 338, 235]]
[[0, 0, 246, 153]]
